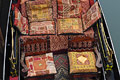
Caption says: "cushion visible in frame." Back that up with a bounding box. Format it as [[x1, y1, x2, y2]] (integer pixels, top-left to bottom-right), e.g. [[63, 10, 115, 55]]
[[50, 35, 68, 52], [21, 2, 27, 17], [26, 0, 52, 10], [20, 0, 52, 17], [25, 53, 57, 77], [68, 51, 97, 73], [57, 18, 83, 34], [82, 1, 101, 31], [29, 21, 55, 35], [80, 0, 90, 13], [52, 0, 57, 19], [21, 0, 57, 20], [57, 0, 82, 18], [26, 1, 53, 22], [14, 7, 29, 34], [54, 54, 69, 80]]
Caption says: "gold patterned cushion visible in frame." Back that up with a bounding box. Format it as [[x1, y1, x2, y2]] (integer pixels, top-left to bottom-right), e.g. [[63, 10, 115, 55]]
[[25, 53, 57, 77], [68, 51, 97, 74], [26, 1, 53, 22], [57, 18, 83, 34]]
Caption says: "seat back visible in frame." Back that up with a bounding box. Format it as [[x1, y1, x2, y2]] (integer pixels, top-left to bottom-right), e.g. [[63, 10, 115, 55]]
[[20, 36, 50, 56], [68, 35, 95, 52]]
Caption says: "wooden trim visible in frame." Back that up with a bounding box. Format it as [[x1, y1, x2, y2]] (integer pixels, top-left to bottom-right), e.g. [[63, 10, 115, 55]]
[[0, 26, 4, 50]]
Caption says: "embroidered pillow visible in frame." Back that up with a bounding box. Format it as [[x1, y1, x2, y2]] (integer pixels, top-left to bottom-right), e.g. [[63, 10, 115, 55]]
[[20, 0, 52, 17], [52, 0, 57, 19], [21, 3, 27, 17], [57, 0, 82, 18], [14, 7, 29, 34], [26, 0, 52, 10], [57, 18, 83, 34], [25, 53, 57, 77], [26, 8, 53, 22], [82, 1, 101, 31], [21, 0, 57, 19], [29, 21, 55, 35], [68, 51, 97, 73], [26, 1, 53, 22], [50, 35, 68, 52], [80, 0, 90, 13]]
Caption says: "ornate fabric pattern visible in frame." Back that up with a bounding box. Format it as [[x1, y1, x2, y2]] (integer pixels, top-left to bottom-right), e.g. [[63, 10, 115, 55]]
[[89, 0, 95, 6], [52, 0, 57, 20], [20, 0, 33, 17], [21, 0, 57, 20], [82, 2, 101, 31], [68, 51, 97, 73], [26, 0, 52, 10], [26, 1, 53, 22], [25, 53, 57, 77], [20, 35, 50, 56], [21, 0, 52, 5], [57, 0, 82, 18], [68, 35, 84, 40], [21, 0, 28, 4], [80, 0, 90, 13], [29, 21, 55, 35], [14, 7, 29, 34], [21, 3, 27, 17], [50, 35, 68, 52], [84, 27, 94, 38], [54, 54, 69, 80], [68, 35, 95, 51], [26, 8, 53, 22], [20, 0, 52, 17], [57, 18, 83, 34], [20, 35, 47, 42]]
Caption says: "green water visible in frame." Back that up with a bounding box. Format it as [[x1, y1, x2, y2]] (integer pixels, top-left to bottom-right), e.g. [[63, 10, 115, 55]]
[[99, 0, 120, 67]]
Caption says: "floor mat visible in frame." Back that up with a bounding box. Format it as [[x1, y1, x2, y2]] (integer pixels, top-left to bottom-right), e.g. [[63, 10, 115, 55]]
[[54, 54, 69, 80]]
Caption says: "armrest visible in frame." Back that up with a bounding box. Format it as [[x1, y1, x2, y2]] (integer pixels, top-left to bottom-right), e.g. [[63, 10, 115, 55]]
[[94, 47, 102, 68]]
